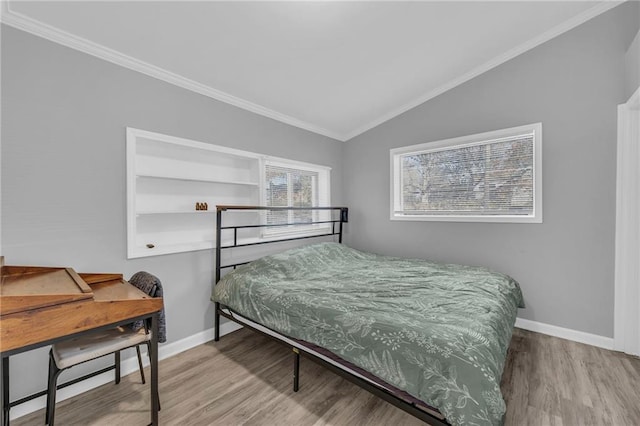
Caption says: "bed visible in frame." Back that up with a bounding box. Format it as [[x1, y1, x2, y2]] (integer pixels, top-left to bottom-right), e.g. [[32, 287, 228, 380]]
[[212, 206, 524, 426]]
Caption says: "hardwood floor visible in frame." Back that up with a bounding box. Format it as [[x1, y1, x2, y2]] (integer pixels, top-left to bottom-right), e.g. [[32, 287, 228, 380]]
[[14, 328, 640, 425]]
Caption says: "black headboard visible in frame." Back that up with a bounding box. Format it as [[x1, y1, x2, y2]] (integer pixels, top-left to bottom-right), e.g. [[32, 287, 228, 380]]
[[215, 205, 348, 283]]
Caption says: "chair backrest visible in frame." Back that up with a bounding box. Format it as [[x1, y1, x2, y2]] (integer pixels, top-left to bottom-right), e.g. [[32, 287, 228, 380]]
[[129, 271, 162, 297], [128, 271, 166, 343]]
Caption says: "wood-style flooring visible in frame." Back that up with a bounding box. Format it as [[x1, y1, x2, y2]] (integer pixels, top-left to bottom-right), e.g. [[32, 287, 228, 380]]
[[13, 327, 640, 425]]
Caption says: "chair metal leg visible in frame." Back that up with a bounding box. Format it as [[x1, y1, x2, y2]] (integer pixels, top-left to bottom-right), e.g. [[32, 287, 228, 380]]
[[146, 342, 160, 411], [46, 352, 63, 426], [115, 351, 121, 385], [136, 345, 146, 384], [45, 355, 53, 425]]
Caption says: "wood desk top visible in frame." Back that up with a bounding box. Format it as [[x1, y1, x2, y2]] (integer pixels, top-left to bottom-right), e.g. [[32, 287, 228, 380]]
[[0, 258, 163, 355]]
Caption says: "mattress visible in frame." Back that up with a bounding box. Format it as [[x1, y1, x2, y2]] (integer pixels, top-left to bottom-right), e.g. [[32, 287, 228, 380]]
[[213, 242, 524, 425]]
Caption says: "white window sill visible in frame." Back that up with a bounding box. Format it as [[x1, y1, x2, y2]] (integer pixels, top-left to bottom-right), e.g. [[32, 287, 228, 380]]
[[390, 213, 542, 223]]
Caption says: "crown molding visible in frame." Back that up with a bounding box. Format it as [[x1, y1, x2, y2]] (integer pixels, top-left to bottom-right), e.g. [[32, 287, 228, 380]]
[[0, 1, 347, 142], [343, 1, 625, 141]]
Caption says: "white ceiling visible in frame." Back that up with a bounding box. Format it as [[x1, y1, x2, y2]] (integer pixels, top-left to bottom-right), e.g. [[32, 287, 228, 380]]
[[2, 1, 618, 141]]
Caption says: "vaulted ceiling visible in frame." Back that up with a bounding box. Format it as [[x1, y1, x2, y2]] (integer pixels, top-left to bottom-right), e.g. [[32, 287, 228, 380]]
[[1, 1, 618, 141]]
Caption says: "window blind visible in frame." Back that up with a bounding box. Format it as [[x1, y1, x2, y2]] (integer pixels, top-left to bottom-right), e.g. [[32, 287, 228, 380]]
[[400, 133, 534, 216], [264, 164, 319, 227]]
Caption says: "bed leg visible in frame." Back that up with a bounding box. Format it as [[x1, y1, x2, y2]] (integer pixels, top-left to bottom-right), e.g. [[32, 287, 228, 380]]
[[214, 302, 221, 342], [293, 348, 300, 392]]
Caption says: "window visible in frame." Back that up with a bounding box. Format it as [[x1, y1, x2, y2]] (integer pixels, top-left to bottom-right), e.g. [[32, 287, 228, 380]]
[[391, 123, 542, 223], [263, 159, 331, 235]]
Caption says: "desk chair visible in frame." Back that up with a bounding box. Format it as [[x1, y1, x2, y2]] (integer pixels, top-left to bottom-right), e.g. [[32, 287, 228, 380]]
[[45, 327, 158, 425], [45, 272, 163, 426]]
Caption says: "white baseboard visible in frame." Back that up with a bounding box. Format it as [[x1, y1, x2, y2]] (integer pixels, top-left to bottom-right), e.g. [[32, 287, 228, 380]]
[[10, 321, 243, 421], [515, 317, 614, 350]]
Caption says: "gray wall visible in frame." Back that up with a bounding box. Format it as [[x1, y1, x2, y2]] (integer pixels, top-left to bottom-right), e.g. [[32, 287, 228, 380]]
[[343, 2, 639, 339], [625, 29, 640, 98], [1, 25, 343, 403]]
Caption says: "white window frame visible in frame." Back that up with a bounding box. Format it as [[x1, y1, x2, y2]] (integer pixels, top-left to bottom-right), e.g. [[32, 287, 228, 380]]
[[390, 123, 542, 223], [261, 156, 331, 237]]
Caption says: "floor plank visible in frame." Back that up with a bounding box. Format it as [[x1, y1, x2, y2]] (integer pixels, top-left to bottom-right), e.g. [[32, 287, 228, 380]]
[[13, 328, 640, 425]]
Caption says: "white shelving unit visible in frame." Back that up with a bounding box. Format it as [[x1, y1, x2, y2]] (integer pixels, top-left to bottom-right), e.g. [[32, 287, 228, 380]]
[[126, 128, 262, 258]]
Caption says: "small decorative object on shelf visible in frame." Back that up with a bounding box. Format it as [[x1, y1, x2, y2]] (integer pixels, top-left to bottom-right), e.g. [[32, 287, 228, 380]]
[[195, 202, 209, 211], [146, 243, 155, 249]]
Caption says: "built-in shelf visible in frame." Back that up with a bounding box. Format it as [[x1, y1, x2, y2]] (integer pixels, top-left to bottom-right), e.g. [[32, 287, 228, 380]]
[[130, 236, 267, 258], [127, 128, 262, 258], [136, 173, 259, 186], [129, 240, 216, 258], [136, 210, 217, 216]]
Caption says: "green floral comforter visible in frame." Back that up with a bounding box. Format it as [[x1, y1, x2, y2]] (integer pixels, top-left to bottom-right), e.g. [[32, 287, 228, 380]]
[[212, 242, 524, 425]]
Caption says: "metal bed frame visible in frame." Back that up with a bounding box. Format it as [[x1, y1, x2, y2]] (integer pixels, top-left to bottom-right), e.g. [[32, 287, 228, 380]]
[[213, 205, 449, 426]]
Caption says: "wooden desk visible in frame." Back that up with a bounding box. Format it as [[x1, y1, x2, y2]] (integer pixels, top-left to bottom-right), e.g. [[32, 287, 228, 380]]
[[0, 258, 163, 425]]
